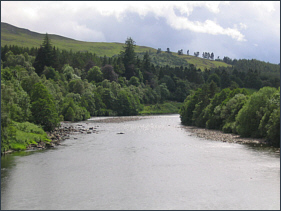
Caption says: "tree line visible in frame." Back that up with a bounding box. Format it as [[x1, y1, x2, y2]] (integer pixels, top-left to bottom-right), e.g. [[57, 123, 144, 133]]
[[1, 34, 280, 152]]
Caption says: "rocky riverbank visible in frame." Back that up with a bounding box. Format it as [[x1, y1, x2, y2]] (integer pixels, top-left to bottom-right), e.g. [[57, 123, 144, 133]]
[[26, 122, 99, 151], [183, 126, 280, 151]]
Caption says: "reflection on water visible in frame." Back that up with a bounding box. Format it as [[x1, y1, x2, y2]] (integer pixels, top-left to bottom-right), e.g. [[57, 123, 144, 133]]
[[1, 115, 280, 210]]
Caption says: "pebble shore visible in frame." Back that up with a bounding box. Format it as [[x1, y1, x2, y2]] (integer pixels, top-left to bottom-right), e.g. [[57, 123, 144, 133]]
[[27, 122, 99, 150], [183, 126, 280, 152]]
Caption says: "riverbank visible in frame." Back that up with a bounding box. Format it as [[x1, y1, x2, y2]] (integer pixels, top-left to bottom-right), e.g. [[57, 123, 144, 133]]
[[37, 122, 99, 149], [183, 125, 280, 151], [1, 122, 99, 155]]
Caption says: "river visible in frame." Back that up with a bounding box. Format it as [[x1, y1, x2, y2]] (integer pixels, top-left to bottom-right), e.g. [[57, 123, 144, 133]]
[[1, 115, 280, 210]]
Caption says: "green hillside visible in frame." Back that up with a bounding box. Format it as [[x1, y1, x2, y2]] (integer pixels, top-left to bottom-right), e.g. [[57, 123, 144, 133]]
[[173, 54, 231, 69], [1, 22, 230, 69], [1, 22, 155, 57]]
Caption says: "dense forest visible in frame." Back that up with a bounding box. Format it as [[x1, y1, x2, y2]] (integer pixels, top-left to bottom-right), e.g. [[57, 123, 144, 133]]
[[1, 34, 280, 153]]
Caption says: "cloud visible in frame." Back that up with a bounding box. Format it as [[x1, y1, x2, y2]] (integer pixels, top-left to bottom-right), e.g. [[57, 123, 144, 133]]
[[1, 1, 279, 63], [1, 1, 245, 41], [81, 1, 246, 41], [167, 16, 246, 41]]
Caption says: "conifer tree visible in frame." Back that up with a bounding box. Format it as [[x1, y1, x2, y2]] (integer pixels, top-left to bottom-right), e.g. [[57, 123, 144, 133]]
[[34, 33, 55, 75], [121, 37, 136, 80]]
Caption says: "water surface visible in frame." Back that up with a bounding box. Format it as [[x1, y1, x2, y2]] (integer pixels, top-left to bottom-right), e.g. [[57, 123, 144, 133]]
[[1, 115, 280, 210]]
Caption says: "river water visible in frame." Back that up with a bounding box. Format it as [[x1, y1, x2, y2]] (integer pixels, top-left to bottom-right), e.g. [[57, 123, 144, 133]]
[[1, 115, 280, 210]]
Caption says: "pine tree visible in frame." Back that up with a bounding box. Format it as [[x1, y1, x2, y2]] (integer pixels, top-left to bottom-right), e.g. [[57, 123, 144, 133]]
[[121, 37, 136, 80], [34, 33, 55, 75]]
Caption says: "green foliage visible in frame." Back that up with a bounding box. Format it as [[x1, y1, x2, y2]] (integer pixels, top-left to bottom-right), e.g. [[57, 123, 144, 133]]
[[258, 88, 280, 146], [121, 37, 137, 79], [80, 93, 96, 116], [63, 64, 80, 81], [158, 83, 170, 103], [1, 121, 51, 153], [266, 108, 280, 147], [115, 89, 141, 116], [33, 34, 56, 75], [236, 87, 277, 138], [129, 76, 140, 87], [43, 66, 60, 81], [159, 75, 176, 92], [2, 30, 280, 152], [61, 97, 90, 121], [87, 66, 103, 83], [204, 88, 247, 130], [68, 79, 85, 95], [65, 107, 75, 121], [30, 82, 60, 131], [102, 65, 118, 82], [1, 79, 31, 123], [181, 85, 280, 146], [221, 93, 248, 133], [140, 101, 182, 115], [207, 73, 221, 87], [173, 80, 191, 102]]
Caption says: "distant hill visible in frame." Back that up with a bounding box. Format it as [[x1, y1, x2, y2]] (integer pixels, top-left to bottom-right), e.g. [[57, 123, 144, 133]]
[[1, 22, 231, 69]]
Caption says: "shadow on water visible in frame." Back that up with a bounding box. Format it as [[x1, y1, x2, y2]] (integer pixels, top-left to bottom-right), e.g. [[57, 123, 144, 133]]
[[1, 148, 58, 170], [243, 142, 280, 157]]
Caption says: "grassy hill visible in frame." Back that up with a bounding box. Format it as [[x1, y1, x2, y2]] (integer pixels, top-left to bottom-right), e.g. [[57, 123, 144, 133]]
[[1, 22, 231, 69]]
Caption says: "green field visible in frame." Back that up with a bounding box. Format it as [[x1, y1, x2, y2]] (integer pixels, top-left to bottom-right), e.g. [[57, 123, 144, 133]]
[[1, 22, 230, 69]]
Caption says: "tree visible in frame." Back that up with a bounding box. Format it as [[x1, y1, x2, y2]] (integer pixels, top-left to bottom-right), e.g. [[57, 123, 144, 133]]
[[174, 80, 191, 102], [87, 66, 103, 83], [221, 93, 248, 133], [68, 79, 85, 95], [121, 37, 136, 80], [159, 75, 176, 92], [207, 73, 221, 87], [236, 87, 277, 138], [102, 65, 118, 82], [194, 52, 199, 57], [42, 66, 60, 81], [63, 64, 80, 81], [158, 83, 170, 103], [157, 48, 161, 54], [129, 76, 140, 87], [34, 34, 55, 75], [178, 49, 183, 55], [30, 82, 59, 131], [210, 52, 214, 60], [84, 60, 95, 72], [65, 107, 75, 121]]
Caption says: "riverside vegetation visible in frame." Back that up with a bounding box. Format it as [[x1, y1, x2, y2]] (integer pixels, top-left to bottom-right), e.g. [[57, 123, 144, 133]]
[[1, 30, 280, 153]]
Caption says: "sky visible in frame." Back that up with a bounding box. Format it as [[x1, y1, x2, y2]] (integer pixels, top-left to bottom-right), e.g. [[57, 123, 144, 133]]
[[1, 1, 280, 64]]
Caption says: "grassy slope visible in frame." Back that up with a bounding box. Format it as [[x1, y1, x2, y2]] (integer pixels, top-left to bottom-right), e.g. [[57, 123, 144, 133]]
[[1, 22, 156, 57], [172, 53, 231, 70], [1, 22, 231, 70]]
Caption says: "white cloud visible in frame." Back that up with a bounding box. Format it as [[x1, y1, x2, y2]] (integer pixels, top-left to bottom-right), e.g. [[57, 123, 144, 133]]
[[167, 15, 246, 41], [1, 1, 245, 41], [76, 1, 245, 41], [1, 1, 279, 63]]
